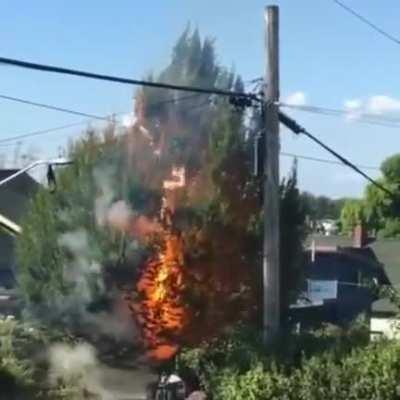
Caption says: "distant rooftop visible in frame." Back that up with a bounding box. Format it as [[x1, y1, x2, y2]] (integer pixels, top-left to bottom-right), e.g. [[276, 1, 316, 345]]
[[308, 234, 400, 315], [0, 169, 39, 222]]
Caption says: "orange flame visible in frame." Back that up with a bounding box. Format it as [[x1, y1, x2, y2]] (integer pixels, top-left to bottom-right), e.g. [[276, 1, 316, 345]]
[[132, 166, 189, 361], [135, 230, 189, 361], [129, 165, 257, 362]]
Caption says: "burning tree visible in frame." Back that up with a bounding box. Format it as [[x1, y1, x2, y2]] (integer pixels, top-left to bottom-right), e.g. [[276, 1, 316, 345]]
[[16, 28, 306, 361], [119, 29, 264, 360]]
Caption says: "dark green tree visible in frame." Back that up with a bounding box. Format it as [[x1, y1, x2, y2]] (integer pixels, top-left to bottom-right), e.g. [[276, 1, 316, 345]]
[[16, 127, 155, 321], [340, 199, 365, 235], [363, 154, 400, 237], [300, 192, 347, 222], [280, 161, 307, 320]]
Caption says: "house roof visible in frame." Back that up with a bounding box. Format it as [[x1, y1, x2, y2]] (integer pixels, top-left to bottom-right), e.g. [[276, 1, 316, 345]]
[[0, 170, 38, 195], [0, 170, 38, 222], [305, 246, 389, 285], [371, 239, 400, 315], [308, 235, 400, 315]]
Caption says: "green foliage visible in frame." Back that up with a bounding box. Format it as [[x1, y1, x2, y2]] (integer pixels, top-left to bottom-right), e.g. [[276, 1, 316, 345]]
[[0, 317, 34, 389], [280, 162, 307, 315], [301, 192, 346, 221], [212, 363, 290, 400], [347, 153, 400, 237], [16, 188, 67, 306], [16, 127, 151, 322], [380, 218, 400, 238], [176, 325, 266, 393], [0, 316, 87, 399], [177, 323, 400, 400], [340, 198, 365, 235], [381, 154, 400, 184]]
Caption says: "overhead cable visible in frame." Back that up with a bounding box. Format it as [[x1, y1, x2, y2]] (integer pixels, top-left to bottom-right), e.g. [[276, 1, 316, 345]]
[[0, 55, 258, 100], [278, 111, 395, 198], [0, 94, 109, 121], [279, 102, 400, 129], [332, 0, 400, 46], [280, 151, 379, 171], [0, 93, 210, 145]]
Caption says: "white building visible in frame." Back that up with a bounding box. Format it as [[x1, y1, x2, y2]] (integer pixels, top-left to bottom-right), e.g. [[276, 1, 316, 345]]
[[320, 219, 339, 236]]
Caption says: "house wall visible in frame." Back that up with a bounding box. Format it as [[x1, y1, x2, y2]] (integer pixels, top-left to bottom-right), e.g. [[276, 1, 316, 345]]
[[0, 232, 16, 289], [0, 288, 18, 315], [305, 253, 377, 323], [336, 285, 372, 322], [370, 316, 400, 340]]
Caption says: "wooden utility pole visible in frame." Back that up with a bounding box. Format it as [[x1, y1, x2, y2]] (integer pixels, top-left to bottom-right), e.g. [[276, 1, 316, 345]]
[[263, 5, 280, 343]]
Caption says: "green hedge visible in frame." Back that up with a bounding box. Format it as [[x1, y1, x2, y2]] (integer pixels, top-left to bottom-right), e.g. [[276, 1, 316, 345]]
[[177, 326, 400, 400], [0, 316, 94, 399]]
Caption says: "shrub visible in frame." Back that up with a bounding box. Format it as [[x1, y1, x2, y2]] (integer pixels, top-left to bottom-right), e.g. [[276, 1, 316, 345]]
[[212, 363, 291, 400], [381, 218, 400, 238], [0, 316, 89, 399], [177, 324, 400, 400], [0, 316, 35, 389]]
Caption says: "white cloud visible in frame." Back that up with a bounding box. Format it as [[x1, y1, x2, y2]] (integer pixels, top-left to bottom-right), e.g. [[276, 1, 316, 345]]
[[344, 98, 362, 110], [344, 95, 400, 120], [285, 91, 307, 106], [344, 98, 363, 121], [367, 95, 400, 114]]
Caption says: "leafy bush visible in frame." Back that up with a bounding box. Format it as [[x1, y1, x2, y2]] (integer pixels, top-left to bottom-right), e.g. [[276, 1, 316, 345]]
[[212, 363, 291, 400], [16, 128, 153, 326], [0, 316, 37, 390], [381, 218, 400, 238], [340, 199, 365, 235], [177, 324, 400, 400], [0, 316, 91, 399]]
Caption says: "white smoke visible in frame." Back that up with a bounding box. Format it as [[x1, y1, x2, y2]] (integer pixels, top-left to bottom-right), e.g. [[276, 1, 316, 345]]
[[48, 342, 97, 385], [93, 165, 117, 227], [106, 200, 133, 233], [85, 308, 138, 343], [52, 166, 141, 345], [58, 229, 104, 307], [93, 163, 136, 234]]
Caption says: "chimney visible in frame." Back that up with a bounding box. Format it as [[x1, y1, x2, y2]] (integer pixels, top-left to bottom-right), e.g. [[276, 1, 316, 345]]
[[353, 224, 368, 248]]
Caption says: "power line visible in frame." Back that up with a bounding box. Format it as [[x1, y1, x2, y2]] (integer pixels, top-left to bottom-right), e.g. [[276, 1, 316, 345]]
[[0, 93, 212, 146], [279, 102, 400, 129], [278, 111, 395, 198], [0, 92, 203, 126], [0, 55, 258, 101], [280, 151, 379, 171], [0, 94, 109, 121], [0, 121, 91, 145], [332, 0, 400, 46]]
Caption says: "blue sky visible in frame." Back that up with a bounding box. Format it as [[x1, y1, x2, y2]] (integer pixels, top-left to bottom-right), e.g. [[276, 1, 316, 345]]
[[1, 0, 399, 198]]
